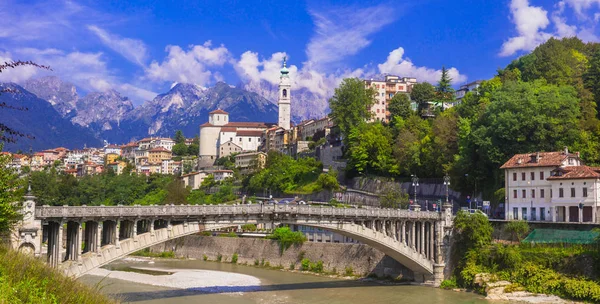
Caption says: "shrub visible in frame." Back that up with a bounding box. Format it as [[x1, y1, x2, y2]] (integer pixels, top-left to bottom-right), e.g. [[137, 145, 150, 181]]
[[503, 283, 524, 293], [201, 231, 211, 236], [289, 263, 295, 270], [344, 266, 354, 276], [301, 258, 311, 271], [440, 277, 458, 290], [264, 261, 271, 268], [267, 227, 307, 253], [505, 221, 530, 242], [310, 260, 324, 273], [260, 258, 265, 266], [203, 254, 208, 261], [159, 251, 175, 258], [231, 253, 238, 264], [298, 251, 306, 261], [254, 259, 259, 266], [218, 232, 238, 238], [216, 253, 222, 262], [241, 224, 257, 231]]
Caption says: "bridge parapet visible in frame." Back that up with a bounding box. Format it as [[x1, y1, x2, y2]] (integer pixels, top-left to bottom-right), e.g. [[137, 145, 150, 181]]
[[35, 204, 443, 221]]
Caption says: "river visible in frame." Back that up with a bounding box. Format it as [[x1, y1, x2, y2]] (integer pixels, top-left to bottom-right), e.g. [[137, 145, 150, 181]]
[[79, 258, 490, 304]]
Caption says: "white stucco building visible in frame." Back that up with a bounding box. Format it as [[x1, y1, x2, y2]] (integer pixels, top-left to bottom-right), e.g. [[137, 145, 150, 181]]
[[198, 58, 291, 167], [502, 147, 600, 223]]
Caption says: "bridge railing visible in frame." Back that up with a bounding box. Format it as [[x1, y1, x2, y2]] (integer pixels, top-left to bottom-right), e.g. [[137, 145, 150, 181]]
[[35, 204, 443, 220]]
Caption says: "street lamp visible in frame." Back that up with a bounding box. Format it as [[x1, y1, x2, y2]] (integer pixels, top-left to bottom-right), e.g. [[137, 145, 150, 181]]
[[443, 174, 450, 204], [411, 175, 419, 208]]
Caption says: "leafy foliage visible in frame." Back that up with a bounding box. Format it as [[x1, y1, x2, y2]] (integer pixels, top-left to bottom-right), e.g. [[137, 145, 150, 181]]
[[267, 226, 307, 253], [388, 93, 413, 120], [410, 82, 436, 113], [504, 220, 530, 242], [328, 78, 376, 141], [0, 152, 24, 237], [247, 151, 323, 194]]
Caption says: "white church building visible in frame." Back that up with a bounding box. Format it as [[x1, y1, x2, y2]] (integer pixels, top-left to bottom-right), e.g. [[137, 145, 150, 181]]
[[198, 58, 292, 167]]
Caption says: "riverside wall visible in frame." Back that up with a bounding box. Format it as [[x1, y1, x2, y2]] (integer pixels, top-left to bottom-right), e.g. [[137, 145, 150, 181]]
[[148, 235, 414, 280]]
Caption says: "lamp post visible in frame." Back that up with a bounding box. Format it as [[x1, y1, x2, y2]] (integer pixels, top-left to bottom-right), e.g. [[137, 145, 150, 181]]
[[443, 174, 450, 204], [411, 175, 419, 209]]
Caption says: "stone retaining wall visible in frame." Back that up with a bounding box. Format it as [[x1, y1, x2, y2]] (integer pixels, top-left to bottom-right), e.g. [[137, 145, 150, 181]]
[[148, 235, 414, 280]]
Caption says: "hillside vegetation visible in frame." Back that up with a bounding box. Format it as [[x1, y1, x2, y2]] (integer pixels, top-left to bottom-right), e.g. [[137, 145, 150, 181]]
[[0, 246, 116, 304]]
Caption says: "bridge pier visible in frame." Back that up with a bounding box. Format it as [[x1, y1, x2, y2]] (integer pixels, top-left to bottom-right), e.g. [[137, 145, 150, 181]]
[[46, 221, 63, 267], [83, 221, 98, 254]]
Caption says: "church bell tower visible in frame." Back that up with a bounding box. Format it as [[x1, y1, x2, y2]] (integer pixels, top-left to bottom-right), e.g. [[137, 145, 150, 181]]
[[278, 57, 291, 130]]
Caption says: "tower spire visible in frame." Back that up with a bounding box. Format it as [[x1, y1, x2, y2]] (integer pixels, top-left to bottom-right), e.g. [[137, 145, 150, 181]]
[[280, 56, 289, 77]]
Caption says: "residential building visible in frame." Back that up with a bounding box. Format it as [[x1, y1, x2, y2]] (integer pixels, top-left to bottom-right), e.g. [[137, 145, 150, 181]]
[[105, 153, 119, 164], [107, 161, 127, 175], [181, 171, 210, 190], [219, 140, 243, 158], [121, 142, 138, 162], [235, 152, 267, 174], [212, 169, 234, 182], [104, 144, 122, 155], [364, 75, 417, 122], [148, 147, 172, 164], [501, 147, 600, 223], [454, 80, 483, 105]]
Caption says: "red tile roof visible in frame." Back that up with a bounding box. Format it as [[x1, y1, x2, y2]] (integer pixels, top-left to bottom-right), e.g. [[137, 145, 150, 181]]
[[220, 127, 237, 132], [200, 122, 214, 127], [500, 151, 578, 169], [547, 166, 600, 180], [210, 109, 229, 115], [225, 122, 270, 128], [236, 130, 264, 137]]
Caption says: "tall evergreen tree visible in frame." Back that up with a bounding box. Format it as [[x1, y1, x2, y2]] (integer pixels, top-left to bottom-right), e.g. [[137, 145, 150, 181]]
[[436, 66, 455, 109], [174, 130, 186, 144]]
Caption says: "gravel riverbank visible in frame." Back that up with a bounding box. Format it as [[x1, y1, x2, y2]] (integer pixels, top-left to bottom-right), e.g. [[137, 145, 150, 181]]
[[87, 265, 262, 294]]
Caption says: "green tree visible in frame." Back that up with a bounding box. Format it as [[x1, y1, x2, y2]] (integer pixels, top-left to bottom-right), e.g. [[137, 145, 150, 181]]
[[584, 50, 600, 108], [346, 123, 398, 176], [187, 143, 199, 156], [174, 130, 186, 144], [410, 82, 436, 114], [504, 220, 530, 242], [163, 179, 189, 205], [436, 66, 455, 109], [315, 169, 339, 191], [0, 152, 24, 237], [201, 174, 216, 189], [388, 93, 413, 120], [328, 78, 376, 138], [172, 143, 188, 156], [380, 183, 409, 209], [453, 210, 492, 252]]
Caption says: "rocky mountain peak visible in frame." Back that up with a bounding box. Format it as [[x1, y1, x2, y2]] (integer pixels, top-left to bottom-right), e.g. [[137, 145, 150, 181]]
[[22, 76, 78, 116]]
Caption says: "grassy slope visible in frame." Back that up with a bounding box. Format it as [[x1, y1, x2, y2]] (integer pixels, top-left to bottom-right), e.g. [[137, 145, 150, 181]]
[[0, 246, 117, 304]]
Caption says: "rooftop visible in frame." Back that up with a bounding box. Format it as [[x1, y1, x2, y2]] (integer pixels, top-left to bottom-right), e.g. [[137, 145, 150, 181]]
[[210, 109, 229, 115], [500, 150, 579, 169], [547, 166, 600, 180]]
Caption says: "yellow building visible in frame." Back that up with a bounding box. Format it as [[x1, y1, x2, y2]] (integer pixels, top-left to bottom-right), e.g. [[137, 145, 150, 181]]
[[148, 147, 172, 164], [105, 153, 119, 164]]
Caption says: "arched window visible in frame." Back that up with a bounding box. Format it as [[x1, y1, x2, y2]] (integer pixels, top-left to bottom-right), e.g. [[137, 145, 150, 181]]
[[282, 89, 287, 98]]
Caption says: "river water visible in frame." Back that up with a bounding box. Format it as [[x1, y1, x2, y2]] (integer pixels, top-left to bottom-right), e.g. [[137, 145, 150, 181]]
[[80, 259, 489, 304]]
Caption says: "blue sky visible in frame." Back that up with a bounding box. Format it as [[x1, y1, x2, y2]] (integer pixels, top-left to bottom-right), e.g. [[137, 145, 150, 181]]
[[0, 0, 599, 105]]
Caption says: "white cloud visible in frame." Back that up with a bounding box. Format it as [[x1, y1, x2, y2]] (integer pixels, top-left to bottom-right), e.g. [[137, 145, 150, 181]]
[[146, 41, 230, 86], [306, 3, 397, 70], [378, 47, 467, 84], [500, 0, 552, 57], [87, 25, 148, 67], [500, 0, 600, 56], [565, 0, 600, 18]]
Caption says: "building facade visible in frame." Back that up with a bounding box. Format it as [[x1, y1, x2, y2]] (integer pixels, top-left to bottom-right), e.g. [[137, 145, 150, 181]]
[[364, 75, 417, 122], [502, 148, 600, 223]]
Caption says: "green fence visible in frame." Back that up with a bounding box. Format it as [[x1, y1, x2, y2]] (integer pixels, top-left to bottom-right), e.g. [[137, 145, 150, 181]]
[[522, 228, 599, 244]]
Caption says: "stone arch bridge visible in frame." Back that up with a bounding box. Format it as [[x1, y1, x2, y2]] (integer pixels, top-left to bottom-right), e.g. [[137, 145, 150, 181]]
[[12, 193, 454, 285]]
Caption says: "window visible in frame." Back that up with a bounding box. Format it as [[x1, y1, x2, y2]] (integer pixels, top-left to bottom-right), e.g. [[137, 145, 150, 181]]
[[571, 188, 575, 197], [513, 189, 517, 198], [230, 137, 232, 142], [531, 189, 535, 198], [239, 138, 242, 142], [282, 89, 287, 98], [540, 207, 546, 221], [531, 172, 535, 180], [540, 171, 544, 180], [522, 172, 526, 180], [522, 189, 526, 198], [559, 188, 564, 198], [381, 93, 384, 97], [513, 207, 519, 220], [513, 172, 517, 181], [550, 189, 553, 197], [248, 138, 251, 142], [540, 189, 545, 198], [522, 208, 528, 220], [583, 187, 588, 197], [531, 208, 537, 221]]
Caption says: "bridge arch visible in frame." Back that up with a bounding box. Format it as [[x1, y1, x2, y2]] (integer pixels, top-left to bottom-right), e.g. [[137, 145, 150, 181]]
[[61, 220, 436, 282]]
